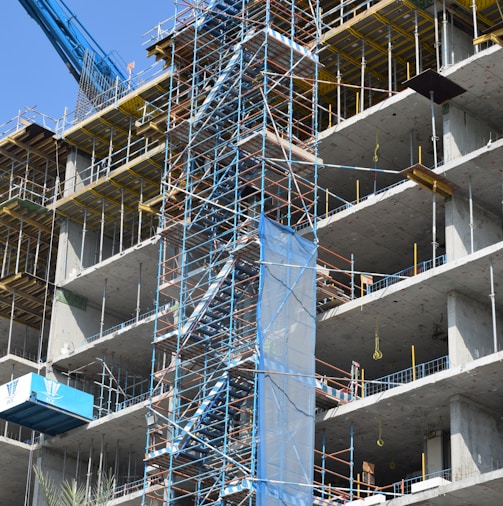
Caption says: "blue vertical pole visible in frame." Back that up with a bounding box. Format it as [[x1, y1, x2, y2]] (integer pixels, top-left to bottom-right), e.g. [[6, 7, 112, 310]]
[[350, 423, 355, 501]]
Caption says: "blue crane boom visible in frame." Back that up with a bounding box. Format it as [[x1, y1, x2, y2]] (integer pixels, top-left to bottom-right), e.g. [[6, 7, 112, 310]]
[[18, 0, 128, 96]]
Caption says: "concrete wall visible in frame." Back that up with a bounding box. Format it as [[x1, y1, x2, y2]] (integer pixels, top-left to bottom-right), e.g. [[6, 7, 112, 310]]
[[443, 104, 493, 162], [47, 298, 122, 361], [450, 394, 503, 480], [447, 290, 503, 366], [445, 23, 475, 67], [56, 218, 115, 284], [445, 195, 503, 261], [0, 317, 41, 358], [32, 447, 81, 506]]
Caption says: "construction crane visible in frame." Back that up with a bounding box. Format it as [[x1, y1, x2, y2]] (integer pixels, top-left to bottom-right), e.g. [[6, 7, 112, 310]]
[[18, 0, 129, 110]]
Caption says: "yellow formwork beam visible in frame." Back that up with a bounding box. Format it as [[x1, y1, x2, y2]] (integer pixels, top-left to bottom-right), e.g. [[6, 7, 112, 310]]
[[401, 163, 458, 198]]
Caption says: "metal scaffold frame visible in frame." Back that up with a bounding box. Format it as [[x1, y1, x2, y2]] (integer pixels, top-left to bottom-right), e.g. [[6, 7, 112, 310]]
[[143, 0, 339, 504]]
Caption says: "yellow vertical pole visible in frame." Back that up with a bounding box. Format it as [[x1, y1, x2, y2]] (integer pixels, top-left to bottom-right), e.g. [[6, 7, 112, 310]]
[[357, 473, 361, 497], [360, 275, 364, 298], [329, 104, 332, 128], [414, 242, 417, 276], [361, 368, 365, 398], [356, 92, 360, 115], [412, 345, 416, 381], [418, 145, 422, 164], [407, 61, 410, 80], [356, 179, 360, 204], [326, 188, 329, 217], [422, 452, 426, 480]]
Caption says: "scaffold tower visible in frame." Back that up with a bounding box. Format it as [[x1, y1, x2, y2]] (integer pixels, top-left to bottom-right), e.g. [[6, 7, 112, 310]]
[[143, 0, 324, 504]]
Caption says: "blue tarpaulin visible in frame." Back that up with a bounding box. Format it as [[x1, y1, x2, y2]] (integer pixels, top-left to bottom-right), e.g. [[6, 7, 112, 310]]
[[257, 214, 317, 506]]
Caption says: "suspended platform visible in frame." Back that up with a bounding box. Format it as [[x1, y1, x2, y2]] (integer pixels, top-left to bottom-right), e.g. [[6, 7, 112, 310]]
[[0, 373, 93, 435]]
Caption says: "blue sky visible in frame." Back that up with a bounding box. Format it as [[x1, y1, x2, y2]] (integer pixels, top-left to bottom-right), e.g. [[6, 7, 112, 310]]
[[0, 1, 174, 125]]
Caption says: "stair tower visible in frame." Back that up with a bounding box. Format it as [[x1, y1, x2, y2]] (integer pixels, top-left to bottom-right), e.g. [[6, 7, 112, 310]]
[[143, 1, 323, 504]]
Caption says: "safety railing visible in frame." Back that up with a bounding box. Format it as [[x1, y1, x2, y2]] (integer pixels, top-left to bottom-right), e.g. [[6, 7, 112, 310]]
[[111, 477, 144, 498], [366, 255, 446, 294], [0, 348, 38, 363], [0, 107, 60, 142], [392, 468, 451, 496], [81, 305, 169, 347], [364, 355, 449, 397]]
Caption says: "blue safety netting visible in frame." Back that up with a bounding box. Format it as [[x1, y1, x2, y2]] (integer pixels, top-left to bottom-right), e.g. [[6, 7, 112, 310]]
[[257, 214, 317, 506]]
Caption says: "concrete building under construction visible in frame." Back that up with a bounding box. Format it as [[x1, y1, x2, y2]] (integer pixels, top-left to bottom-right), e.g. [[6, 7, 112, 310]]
[[1, 0, 503, 504]]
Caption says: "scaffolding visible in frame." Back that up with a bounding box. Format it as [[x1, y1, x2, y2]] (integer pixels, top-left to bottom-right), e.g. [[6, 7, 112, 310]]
[[143, 0, 327, 503], [0, 0, 501, 502]]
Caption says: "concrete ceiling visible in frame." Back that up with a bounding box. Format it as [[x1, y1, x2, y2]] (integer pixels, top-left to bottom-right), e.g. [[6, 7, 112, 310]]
[[315, 46, 503, 208], [60, 237, 162, 320], [316, 352, 503, 496]]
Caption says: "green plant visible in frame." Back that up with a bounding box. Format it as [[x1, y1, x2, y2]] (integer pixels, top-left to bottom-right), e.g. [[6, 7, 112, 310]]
[[33, 466, 115, 506]]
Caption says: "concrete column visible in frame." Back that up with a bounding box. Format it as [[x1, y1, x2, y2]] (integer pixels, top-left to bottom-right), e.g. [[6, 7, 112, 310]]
[[64, 148, 92, 196], [450, 395, 503, 481], [445, 195, 502, 261], [443, 103, 493, 163], [447, 290, 503, 366]]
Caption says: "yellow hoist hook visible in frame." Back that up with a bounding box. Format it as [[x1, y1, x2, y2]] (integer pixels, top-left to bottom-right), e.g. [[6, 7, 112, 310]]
[[373, 314, 383, 360], [373, 130, 379, 164], [377, 417, 384, 447]]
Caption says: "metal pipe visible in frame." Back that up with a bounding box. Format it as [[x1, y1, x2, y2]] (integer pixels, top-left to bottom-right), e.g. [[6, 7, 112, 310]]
[[433, 0, 441, 71], [136, 263, 142, 322], [472, 0, 479, 53], [15, 217, 23, 274], [469, 178, 474, 254], [350, 423, 355, 500], [99, 198, 105, 262], [138, 178, 144, 243], [7, 294, 15, 355], [414, 11, 420, 74], [80, 208, 87, 270], [442, 0, 449, 67], [100, 278, 107, 338], [33, 229, 41, 276], [430, 90, 439, 266], [360, 41, 366, 113], [337, 55, 341, 124], [388, 25, 393, 96], [490, 261, 498, 352], [120, 187, 124, 253]]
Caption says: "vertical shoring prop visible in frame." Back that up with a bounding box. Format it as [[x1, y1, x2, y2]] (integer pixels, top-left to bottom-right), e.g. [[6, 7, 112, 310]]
[[337, 54, 342, 124], [100, 278, 107, 338], [433, 0, 441, 71], [469, 177, 474, 254], [430, 90, 438, 266], [490, 260, 498, 352], [442, 0, 449, 66], [360, 40, 365, 113], [314, 0, 321, 240], [136, 262, 142, 321], [80, 208, 87, 270], [99, 198, 105, 262], [15, 216, 23, 274], [33, 229, 41, 276], [414, 11, 420, 75], [388, 25, 393, 97], [120, 187, 124, 253], [350, 423, 355, 501], [321, 429, 326, 499]]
